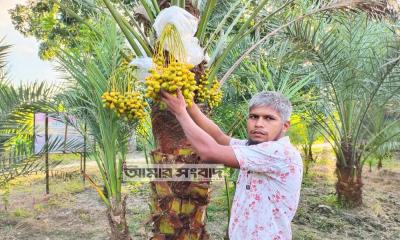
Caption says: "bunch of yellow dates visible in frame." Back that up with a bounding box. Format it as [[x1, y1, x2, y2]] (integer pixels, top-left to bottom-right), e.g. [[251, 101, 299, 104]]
[[145, 58, 197, 106], [102, 91, 147, 121], [145, 58, 222, 108], [196, 70, 222, 108]]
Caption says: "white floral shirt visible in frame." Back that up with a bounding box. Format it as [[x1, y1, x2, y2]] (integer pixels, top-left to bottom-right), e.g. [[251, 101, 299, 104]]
[[228, 137, 303, 240]]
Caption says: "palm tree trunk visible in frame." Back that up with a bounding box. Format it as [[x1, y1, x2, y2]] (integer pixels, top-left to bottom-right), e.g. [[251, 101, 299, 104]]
[[107, 197, 132, 240], [302, 143, 314, 176], [377, 157, 383, 170], [146, 2, 211, 238], [335, 162, 363, 207], [149, 105, 210, 239]]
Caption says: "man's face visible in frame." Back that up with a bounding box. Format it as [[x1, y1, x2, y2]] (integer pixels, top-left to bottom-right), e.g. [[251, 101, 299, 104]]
[[246, 105, 290, 144]]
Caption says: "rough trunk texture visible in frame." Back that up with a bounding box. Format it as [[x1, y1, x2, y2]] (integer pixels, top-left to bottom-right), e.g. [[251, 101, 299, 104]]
[[146, 2, 211, 239], [158, 1, 200, 17], [107, 197, 132, 240], [335, 139, 364, 207], [149, 105, 210, 240], [336, 163, 363, 207], [151, 105, 190, 153]]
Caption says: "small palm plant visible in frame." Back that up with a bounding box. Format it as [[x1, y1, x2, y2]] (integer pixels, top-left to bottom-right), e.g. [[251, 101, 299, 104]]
[[363, 104, 400, 170], [0, 39, 63, 187], [56, 20, 141, 239]]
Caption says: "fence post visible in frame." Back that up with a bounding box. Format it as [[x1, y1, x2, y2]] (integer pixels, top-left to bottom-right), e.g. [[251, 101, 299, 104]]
[[45, 113, 49, 194], [64, 121, 68, 153], [83, 123, 87, 183], [80, 153, 82, 173], [33, 113, 36, 154]]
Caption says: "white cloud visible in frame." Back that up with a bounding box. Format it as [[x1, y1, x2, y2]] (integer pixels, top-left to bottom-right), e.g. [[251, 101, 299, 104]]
[[0, 0, 26, 24], [0, 0, 61, 85]]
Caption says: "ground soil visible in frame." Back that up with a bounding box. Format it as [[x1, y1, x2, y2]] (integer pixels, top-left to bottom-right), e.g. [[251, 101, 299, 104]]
[[0, 151, 399, 240], [292, 164, 400, 240]]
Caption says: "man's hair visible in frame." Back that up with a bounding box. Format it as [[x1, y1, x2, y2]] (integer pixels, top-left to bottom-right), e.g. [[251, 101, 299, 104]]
[[249, 91, 292, 121]]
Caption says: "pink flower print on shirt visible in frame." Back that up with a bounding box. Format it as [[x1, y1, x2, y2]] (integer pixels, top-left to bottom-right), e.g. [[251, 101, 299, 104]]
[[280, 172, 290, 182], [244, 210, 250, 220], [249, 201, 256, 210], [272, 208, 281, 218], [289, 164, 296, 174], [228, 137, 303, 240], [272, 231, 284, 240], [250, 179, 258, 192], [251, 224, 266, 237], [271, 190, 284, 203], [284, 149, 290, 156]]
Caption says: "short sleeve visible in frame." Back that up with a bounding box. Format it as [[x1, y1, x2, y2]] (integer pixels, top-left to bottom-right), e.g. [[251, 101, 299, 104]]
[[231, 142, 289, 177]]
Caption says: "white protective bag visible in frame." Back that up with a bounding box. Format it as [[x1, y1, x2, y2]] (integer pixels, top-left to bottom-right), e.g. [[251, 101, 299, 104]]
[[153, 6, 198, 38], [130, 57, 154, 82], [153, 6, 205, 65], [182, 35, 204, 66]]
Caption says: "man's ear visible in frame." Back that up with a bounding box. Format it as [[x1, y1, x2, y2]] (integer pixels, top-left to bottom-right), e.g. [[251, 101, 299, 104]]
[[283, 121, 290, 132]]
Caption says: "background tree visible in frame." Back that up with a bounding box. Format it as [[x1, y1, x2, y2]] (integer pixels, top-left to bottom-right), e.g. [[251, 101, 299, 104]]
[[9, 1, 96, 60], [287, 14, 400, 206], [288, 114, 325, 176], [0, 39, 67, 187], [56, 19, 138, 240], [363, 103, 400, 171]]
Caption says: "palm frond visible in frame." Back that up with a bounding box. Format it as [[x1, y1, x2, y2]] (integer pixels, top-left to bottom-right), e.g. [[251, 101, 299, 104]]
[[0, 136, 83, 187], [0, 38, 11, 70], [55, 18, 142, 205], [217, 0, 399, 86]]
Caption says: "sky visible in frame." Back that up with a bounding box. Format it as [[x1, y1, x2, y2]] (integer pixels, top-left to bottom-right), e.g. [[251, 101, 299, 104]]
[[0, 0, 59, 85]]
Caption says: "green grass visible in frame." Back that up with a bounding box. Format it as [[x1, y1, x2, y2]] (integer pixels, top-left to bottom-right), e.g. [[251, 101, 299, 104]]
[[293, 230, 319, 240], [12, 207, 32, 218], [314, 216, 345, 232], [64, 179, 85, 194], [123, 181, 148, 195], [33, 202, 47, 213], [49, 153, 82, 165], [206, 183, 230, 223], [76, 208, 92, 222], [376, 156, 400, 170]]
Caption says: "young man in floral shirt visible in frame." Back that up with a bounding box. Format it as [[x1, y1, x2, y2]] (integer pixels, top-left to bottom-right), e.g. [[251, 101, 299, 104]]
[[161, 90, 303, 240]]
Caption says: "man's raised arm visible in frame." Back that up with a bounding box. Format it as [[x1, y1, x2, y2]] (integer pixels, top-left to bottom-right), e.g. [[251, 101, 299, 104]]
[[160, 90, 239, 168], [187, 104, 231, 145]]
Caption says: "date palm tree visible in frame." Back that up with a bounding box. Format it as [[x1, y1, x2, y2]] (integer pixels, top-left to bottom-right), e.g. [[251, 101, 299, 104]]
[[55, 20, 138, 240], [363, 103, 400, 170], [49, 0, 398, 238], [0, 39, 64, 187], [287, 13, 400, 206]]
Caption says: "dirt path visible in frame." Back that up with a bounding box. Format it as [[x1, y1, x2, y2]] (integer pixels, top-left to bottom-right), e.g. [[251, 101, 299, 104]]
[[53, 151, 147, 170], [1, 155, 399, 239], [292, 163, 400, 240], [0, 168, 228, 240]]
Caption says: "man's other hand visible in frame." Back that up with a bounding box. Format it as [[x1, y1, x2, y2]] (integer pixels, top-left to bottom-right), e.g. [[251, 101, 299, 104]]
[[160, 89, 187, 116]]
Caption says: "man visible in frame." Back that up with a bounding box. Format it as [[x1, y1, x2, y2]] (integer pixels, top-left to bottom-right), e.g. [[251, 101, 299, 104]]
[[160, 90, 303, 240]]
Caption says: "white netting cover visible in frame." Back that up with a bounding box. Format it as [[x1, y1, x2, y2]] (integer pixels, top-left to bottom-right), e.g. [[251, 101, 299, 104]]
[[130, 56, 154, 82], [153, 6, 205, 65]]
